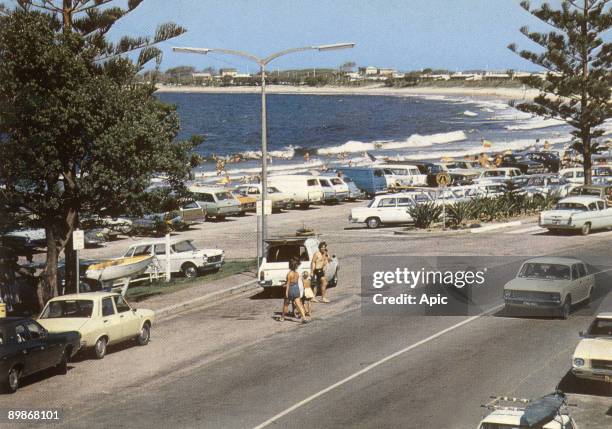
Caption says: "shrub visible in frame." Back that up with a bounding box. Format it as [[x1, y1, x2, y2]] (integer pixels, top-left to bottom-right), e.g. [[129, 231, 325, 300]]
[[408, 202, 443, 228]]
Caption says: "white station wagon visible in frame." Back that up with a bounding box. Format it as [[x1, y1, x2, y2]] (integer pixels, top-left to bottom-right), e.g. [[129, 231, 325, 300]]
[[539, 196, 612, 235], [349, 192, 433, 229], [124, 238, 224, 278], [572, 313, 612, 383]]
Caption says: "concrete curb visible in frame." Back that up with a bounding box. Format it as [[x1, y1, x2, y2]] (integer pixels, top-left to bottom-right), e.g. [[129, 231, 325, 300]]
[[156, 278, 259, 318], [470, 221, 522, 234]]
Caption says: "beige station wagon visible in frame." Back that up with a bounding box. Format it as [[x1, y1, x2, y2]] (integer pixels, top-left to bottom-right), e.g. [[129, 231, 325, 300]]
[[503, 257, 594, 319]]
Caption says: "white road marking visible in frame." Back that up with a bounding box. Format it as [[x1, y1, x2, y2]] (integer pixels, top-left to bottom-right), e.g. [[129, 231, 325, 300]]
[[252, 304, 504, 429], [505, 225, 545, 234]]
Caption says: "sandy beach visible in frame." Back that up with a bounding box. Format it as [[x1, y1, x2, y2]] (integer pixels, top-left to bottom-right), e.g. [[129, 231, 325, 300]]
[[155, 83, 539, 102]]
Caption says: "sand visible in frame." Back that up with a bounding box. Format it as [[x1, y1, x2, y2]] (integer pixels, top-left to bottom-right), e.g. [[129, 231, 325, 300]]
[[155, 83, 539, 101]]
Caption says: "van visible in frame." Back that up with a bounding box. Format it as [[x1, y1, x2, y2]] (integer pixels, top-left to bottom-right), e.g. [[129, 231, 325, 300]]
[[379, 164, 427, 187], [337, 167, 387, 198], [268, 175, 324, 209]]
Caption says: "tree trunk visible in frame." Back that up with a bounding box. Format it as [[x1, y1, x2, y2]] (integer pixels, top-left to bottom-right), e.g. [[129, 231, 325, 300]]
[[64, 228, 77, 294], [40, 226, 59, 309], [583, 130, 592, 185], [581, 0, 592, 185]]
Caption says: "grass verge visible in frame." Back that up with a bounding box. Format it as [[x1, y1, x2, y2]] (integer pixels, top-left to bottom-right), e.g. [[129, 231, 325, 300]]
[[126, 258, 257, 302]]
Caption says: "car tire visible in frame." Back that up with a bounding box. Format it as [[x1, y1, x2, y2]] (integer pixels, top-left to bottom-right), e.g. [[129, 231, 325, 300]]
[[298, 203, 310, 210], [182, 263, 198, 278], [366, 217, 381, 229], [217, 215, 226, 221], [137, 323, 151, 346], [581, 223, 591, 236], [94, 337, 107, 360], [3, 367, 20, 394], [56, 349, 69, 375], [560, 297, 571, 320]]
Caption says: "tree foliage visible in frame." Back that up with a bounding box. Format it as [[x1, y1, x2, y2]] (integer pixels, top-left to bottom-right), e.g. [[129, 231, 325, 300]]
[[509, 0, 611, 184], [0, 4, 198, 306]]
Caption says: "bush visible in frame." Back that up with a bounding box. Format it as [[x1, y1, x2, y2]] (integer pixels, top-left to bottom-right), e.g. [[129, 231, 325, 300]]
[[408, 202, 443, 228], [446, 200, 475, 227]]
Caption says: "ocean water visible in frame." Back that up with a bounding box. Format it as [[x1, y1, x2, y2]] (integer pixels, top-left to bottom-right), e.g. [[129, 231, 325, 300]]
[[157, 92, 584, 182]]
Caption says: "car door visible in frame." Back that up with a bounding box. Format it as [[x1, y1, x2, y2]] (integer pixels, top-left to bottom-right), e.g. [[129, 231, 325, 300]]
[[570, 264, 585, 303], [180, 201, 204, 223], [24, 320, 60, 371], [376, 197, 398, 222], [397, 197, 415, 222], [577, 263, 592, 302], [113, 295, 141, 340], [153, 242, 180, 274], [14, 323, 45, 375], [100, 297, 122, 344]]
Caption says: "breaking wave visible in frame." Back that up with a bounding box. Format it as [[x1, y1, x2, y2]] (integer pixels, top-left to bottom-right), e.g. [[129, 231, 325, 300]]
[[505, 118, 567, 130]]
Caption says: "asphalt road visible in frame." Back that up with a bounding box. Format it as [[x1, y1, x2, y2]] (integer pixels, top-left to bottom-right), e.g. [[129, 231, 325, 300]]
[[8, 202, 612, 429]]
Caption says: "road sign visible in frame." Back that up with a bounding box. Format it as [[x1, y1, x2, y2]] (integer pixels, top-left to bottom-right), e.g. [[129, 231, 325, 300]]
[[72, 229, 85, 250], [436, 172, 451, 187], [256, 199, 272, 216]]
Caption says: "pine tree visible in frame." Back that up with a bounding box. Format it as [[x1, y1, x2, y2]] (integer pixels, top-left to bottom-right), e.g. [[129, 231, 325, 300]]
[[0, 3, 198, 307], [509, 0, 611, 184]]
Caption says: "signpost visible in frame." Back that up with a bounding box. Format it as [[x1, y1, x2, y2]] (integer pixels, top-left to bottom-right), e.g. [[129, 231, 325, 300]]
[[436, 173, 451, 230], [72, 229, 85, 294]]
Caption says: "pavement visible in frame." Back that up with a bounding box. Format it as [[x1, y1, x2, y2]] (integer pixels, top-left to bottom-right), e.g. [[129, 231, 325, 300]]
[[6, 201, 612, 429]]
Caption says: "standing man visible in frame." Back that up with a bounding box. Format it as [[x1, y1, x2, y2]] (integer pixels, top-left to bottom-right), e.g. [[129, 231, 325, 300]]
[[311, 242, 330, 303]]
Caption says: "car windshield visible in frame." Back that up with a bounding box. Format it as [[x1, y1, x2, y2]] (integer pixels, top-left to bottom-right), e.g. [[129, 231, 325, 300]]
[[172, 240, 196, 253], [367, 199, 376, 208], [215, 192, 233, 201], [571, 188, 601, 197], [519, 263, 571, 280], [555, 203, 588, 211], [330, 178, 342, 185], [40, 300, 94, 318], [587, 319, 612, 337], [484, 171, 505, 177], [267, 244, 308, 262]]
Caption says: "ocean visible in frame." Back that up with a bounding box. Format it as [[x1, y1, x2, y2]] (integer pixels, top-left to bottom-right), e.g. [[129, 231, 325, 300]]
[[156, 92, 596, 182]]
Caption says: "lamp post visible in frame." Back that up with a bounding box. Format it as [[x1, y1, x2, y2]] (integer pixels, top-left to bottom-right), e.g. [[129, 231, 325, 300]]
[[173, 43, 355, 264]]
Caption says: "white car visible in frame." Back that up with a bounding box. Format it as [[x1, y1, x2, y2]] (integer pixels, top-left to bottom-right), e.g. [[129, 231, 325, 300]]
[[380, 164, 427, 187], [258, 237, 338, 288], [123, 238, 224, 278], [559, 167, 585, 185], [478, 394, 576, 429], [477, 167, 525, 187], [539, 196, 612, 235], [349, 193, 432, 228], [233, 183, 289, 211], [572, 313, 612, 383]]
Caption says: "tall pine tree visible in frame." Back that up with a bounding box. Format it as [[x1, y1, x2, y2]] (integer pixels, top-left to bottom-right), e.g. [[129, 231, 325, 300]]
[[509, 0, 611, 184]]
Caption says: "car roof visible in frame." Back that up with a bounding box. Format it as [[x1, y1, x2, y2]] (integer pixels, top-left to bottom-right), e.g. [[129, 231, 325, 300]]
[[48, 292, 117, 301], [188, 185, 230, 192], [481, 409, 523, 424], [596, 312, 612, 320], [559, 196, 603, 204], [524, 256, 585, 265], [127, 237, 192, 247]]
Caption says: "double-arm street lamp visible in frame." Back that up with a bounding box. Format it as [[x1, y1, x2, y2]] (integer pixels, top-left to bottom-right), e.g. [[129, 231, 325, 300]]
[[173, 43, 355, 263]]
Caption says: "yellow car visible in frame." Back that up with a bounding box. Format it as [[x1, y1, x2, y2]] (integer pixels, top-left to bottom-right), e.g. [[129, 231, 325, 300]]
[[38, 292, 155, 359], [232, 192, 257, 215]]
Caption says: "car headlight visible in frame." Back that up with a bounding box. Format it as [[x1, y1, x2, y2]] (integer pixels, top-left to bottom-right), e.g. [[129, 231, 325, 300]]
[[504, 290, 512, 298], [573, 358, 585, 367]]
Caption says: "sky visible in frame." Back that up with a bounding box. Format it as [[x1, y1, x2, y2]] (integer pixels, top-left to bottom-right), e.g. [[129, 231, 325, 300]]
[[16, 0, 573, 72]]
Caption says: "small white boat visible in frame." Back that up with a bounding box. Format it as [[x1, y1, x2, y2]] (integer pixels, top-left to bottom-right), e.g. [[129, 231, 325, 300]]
[[463, 110, 478, 117], [85, 255, 154, 282]]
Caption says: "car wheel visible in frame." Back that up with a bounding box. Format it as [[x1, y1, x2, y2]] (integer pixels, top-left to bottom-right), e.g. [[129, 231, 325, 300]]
[[217, 215, 226, 221], [182, 263, 198, 278], [94, 337, 107, 359], [366, 217, 381, 229], [329, 274, 338, 288], [137, 323, 151, 346], [4, 367, 20, 394], [560, 297, 571, 320], [56, 349, 68, 375], [581, 223, 591, 236], [298, 203, 310, 210]]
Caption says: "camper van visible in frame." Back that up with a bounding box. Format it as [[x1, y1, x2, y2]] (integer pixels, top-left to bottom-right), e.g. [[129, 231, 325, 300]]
[[338, 167, 388, 197], [268, 175, 324, 209], [380, 164, 427, 187]]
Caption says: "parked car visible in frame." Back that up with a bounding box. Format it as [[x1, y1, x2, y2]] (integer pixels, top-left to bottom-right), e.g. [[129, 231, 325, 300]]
[[500, 153, 547, 174], [478, 393, 576, 429], [571, 313, 612, 383], [592, 165, 612, 185], [231, 191, 257, 215], [349, 193, 421, 228], [178, 200, 207, 224], [477, 167, 526, 188], [268, 175, 325, 209], [341, 176, 366, 201], [463, 183, 508, 198], [258, 237, 338, 288], [131, 211, 187, 235], [503, 257, 594, 319], [123, 238, 224, 278], [522, 151, 561, 172], [189, 185, 242, 219], [2, 228, 46, 253], [379, 164, 427, 187], [519, 174, 572, 199], [337, 167, 388, 197], [559, 167, 585, 185], [568, 184, 612, 205], [316, 177, 339, 204], [0, 317, 80, 393], [233, 184, 288, 211], [539, 196, 612, 235], [409, 162, 447, 187], [448, 171, 480, 186], [319, 175, 350, 202], [38, 292, 155, 359], [446, 160, 483, 171]]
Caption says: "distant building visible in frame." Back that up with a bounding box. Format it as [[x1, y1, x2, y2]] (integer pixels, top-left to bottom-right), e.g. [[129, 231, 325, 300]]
[[192, 72, 212, 80], [219, 68, 238, 78], [358, 66, 378, 76], [377, 68, 396, 77]]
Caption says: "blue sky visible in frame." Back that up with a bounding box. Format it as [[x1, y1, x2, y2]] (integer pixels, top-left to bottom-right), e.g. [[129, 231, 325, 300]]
[[20, 0, 565, 72]]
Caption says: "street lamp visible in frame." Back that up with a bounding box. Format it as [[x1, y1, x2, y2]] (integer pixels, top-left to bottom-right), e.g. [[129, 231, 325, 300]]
[[173, 43, 355, 264]]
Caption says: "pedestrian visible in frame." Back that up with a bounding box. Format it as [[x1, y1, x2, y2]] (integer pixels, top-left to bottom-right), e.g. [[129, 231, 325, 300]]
[[301, 271, 314, 317], [277, 257, 308, 322], [311, 241, 330, 303]]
